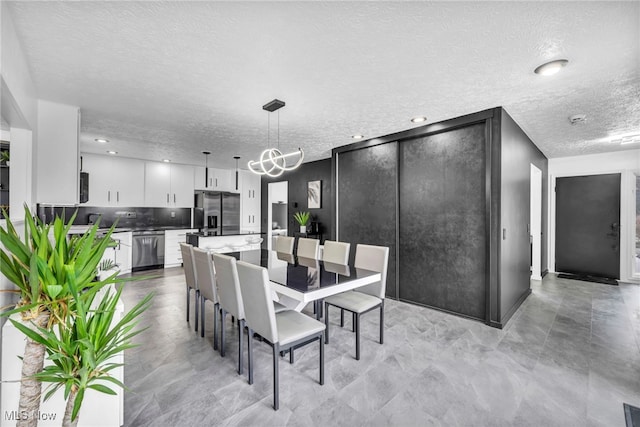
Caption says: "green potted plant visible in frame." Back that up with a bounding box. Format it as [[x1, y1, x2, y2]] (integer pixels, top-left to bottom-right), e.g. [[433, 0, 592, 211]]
[[0, 205, 151, 426], [1, 149, 9, 166], [293, 211, 310, 233]]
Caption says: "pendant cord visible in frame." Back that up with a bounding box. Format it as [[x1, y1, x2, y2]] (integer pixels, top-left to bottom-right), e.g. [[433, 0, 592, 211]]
[[277, 110, 280, 150]]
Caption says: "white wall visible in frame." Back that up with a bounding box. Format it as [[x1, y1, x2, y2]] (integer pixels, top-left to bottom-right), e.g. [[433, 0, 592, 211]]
[[0, 2, 39, 337], [36, 100, 79, 205], [0, 3, 38, 130], [548, 149, 640, 281]]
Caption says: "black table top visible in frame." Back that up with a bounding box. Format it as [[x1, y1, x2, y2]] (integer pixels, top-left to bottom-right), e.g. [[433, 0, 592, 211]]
[[228, 249, 378, 294]]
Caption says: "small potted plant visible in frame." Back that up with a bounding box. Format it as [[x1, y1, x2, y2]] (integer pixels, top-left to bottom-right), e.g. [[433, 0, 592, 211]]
[[1, 150, 9, 166], [293, 211, 310, 233]]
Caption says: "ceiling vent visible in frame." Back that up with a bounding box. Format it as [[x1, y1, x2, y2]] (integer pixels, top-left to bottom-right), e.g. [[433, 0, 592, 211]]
[[568, 114, 587, 125]]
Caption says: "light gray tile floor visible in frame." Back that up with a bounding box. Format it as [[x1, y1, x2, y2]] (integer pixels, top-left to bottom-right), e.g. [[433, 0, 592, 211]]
[[121, 269, 640, 426]]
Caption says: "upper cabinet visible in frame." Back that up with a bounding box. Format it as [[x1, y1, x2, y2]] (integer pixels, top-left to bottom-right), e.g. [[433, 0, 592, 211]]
[[240, 170, 261, 232], [144, 162, 194, 207], [80, 154, 145, 206], [194, 167, 237, 192]]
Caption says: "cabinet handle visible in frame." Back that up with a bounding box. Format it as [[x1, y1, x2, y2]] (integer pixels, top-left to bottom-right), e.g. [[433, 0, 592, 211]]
[[209, 178, 212, 187], [173, 194, 176, 203], [215, 178, 218, 187], [117, 191, 119, 202], [167, 193, 169, 203], [108, 191, 111, 202]]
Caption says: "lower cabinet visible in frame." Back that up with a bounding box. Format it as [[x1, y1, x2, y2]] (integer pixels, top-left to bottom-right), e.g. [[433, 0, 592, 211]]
[[100, 232, 132, 275], [165, 228, 197, 268]]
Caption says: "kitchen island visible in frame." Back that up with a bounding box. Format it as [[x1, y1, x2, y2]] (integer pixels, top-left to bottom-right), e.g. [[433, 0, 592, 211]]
[[186, 231, 265, 253]]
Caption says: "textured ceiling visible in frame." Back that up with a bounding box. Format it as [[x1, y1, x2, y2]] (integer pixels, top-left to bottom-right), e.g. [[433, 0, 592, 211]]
[[5, 1, 640, 169]]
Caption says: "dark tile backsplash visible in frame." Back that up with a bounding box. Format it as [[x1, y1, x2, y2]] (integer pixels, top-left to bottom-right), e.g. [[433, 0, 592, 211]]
[[36, 205, 192, 229]]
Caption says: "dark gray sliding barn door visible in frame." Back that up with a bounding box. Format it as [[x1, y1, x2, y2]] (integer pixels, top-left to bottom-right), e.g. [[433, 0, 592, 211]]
[[337, 143, 398, 298], [398, 123, 487, 320]]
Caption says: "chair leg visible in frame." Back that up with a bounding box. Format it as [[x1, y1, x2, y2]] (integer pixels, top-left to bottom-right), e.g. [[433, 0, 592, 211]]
[[213, 303, 219, 351], [319, 333, 324, 385], [352, 312, 355, 332], [220, 309, 226, 357], [200, 297, 205, 338], [186, 288, 190, 322], [355, 313, 360, 360], [247, 327, 254, 385], [289, 348, 294, 364], [340, 308, 344, 327], [380, 301, 384, 345], [195, 290, 200, 332], [238, 319, 244, 375], [273, 343, 280, 411], [324, 302, 330, 344]]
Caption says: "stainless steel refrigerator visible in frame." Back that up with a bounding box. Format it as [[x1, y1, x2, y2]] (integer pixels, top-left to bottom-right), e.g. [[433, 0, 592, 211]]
[[194, 191, 240, 234]]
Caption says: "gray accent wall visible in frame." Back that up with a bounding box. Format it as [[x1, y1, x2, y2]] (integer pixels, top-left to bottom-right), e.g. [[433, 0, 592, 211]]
[[497, 109, 548, 324], [261, 158, 333, 242]]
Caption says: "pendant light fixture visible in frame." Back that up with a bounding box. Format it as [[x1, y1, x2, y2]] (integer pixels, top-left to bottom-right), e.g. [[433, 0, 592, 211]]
[[248, 99, 304, 177], [202, 151, 211, 187], [234, 155, 240, 190]]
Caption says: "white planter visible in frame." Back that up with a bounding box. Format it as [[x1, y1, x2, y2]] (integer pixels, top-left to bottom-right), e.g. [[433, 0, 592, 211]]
[[1, 291, 124, 427], [300, 225, 307, 233]]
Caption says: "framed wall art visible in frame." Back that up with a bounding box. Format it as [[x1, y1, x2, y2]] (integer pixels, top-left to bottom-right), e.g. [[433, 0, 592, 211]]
[[308, 180, 321, 209]]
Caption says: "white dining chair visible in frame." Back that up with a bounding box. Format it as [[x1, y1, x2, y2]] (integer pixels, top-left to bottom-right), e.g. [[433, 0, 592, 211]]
[[212, 253, 246, 375], [274, 235, 295, 254], [323, 244, 389, 360], [236, 260, 325, 411], [321, 240, 350, 265], [296, 237, 319, 259], [192, 247, 219, 348], [179, 243, 199, 331]]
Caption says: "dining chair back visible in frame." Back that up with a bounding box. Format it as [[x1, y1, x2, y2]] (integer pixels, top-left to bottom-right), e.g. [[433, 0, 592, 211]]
[[212, 252, 246, 374], [236, 260, 325, 411], [323, 244, 389, 360], [192, 247, 219, 344], [274, 235, 295, 254], [321, 240, 350, 265], [296, 237, 319, 259], [179, 242, 199, 330], [236, 261, 278, 343], [353, 244, 390, 299]]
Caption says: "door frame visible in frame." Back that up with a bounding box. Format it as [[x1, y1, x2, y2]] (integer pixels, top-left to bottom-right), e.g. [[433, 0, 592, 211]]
[[549, 169, 635, 281], [632, 171, 640, 279], [530, 164, 543, 280]]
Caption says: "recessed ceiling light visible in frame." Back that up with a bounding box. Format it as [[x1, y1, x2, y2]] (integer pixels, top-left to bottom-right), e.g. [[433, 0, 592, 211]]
[[411, 116, 427, 123], [352, 134, 364, 139], [95, 138, 109, 143], [107, 150, 118, 155], [534, 59, 569, 76], [162, 159, 171, 162]]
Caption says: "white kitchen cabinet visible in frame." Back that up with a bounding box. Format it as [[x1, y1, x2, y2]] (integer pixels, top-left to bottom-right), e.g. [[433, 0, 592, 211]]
[[164, 228, 197, 268], [100, 231, 132, 275], [80, 154, 145, 206], [194, 167, 236, 192], [240, 170, 261, 232], [144, 162, 194, 207]]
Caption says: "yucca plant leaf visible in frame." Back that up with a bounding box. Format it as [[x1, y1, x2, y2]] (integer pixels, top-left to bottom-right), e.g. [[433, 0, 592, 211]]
[[87, 384, 117, 395], [71, 387, 85, 421]]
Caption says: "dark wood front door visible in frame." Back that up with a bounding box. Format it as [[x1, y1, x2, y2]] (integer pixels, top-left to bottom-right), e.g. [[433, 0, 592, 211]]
[[555, 173, 621, 279]]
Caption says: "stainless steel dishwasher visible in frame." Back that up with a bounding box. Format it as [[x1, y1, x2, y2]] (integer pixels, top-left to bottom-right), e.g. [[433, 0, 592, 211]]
[[132, 230, 165, 271]]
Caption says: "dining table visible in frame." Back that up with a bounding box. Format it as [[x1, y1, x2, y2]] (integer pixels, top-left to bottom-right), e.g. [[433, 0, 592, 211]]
[[226, 249, 382, 314]]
